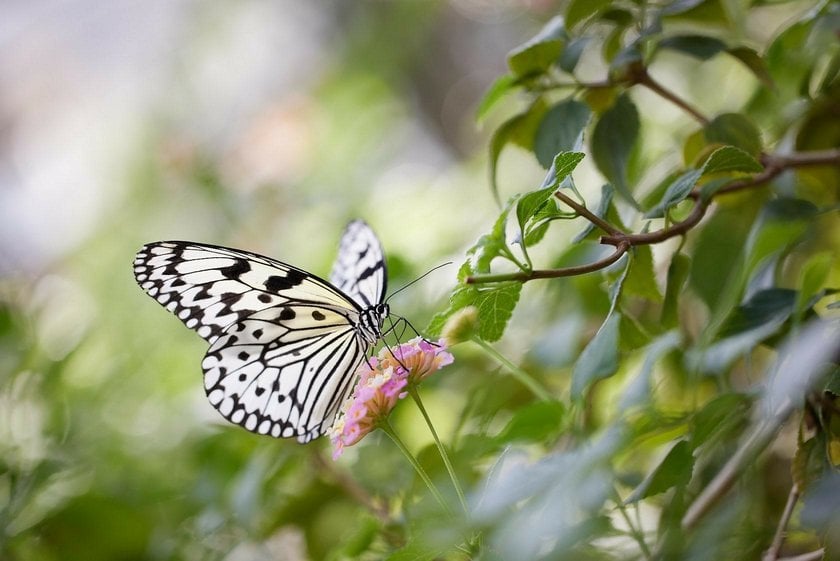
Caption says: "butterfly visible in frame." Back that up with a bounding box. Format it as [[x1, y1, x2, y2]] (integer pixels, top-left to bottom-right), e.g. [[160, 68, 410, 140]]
[[133, 220, 389, 443]]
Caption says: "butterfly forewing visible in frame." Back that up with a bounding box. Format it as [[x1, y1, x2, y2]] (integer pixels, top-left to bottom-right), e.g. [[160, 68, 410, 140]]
[[133, 224, 387, 442], [330, 220, 387, 309]]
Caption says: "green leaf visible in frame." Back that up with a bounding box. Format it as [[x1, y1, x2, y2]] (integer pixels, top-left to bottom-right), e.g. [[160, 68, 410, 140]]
[[619, 331, 682, 409], [662, 253, 691, 328], [624, 245, 661, 301], [496, 401, 566, 444], [658, 34, 727, 60], [507, 16, 566, 77], [793, 432, 830, 493], [645, 168, 703, 218], [565, 0, 613, 30], [559, 36, 590, 73], [427, 281, 522, 343], [690, 393, 751, 450], [626, 441, 694, 502], [476, 74, 519, 122], [591, 93, 641, 209], [573, 184, 614, 243], [571, 312, 622, 400], [534, 100, 591, 168], [702, 145, 763, 175], [704, 113, 763, 156], [726, 47, 775, 89], [488, 99, 548, 204], [796, 252, 833, 320], [745, 198, 817, 273]]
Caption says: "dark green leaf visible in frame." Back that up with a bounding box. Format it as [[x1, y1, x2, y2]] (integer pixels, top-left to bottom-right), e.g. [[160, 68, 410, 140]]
[[658, 34, 727, 60], [702, 145, 763, 175], [473, 283, 522, 342], [793, 432, 830, 493], [726, 47, 775, 89], [644, 168, 703, 218], [534, 100, 591, 168], [591, 94, 641, 208], [571, 312, 622, 399], [662, 253, 691, 328], [626, 441, 694, 502], [704, 113, 763, 156], [565, 0, 613, 30], [496, 401, 566, 444], [476, 74, 519, 122], [507, 16, 566, 77]]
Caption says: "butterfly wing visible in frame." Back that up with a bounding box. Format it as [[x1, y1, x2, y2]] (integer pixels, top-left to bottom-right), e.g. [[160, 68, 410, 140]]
[[202, 304, 368, 442], [329, 220, 387, 309], [133, 240, 375, 441], [133, 241, 356, 344]]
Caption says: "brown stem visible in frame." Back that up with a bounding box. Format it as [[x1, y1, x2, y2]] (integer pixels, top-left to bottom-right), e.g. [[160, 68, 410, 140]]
[[554, 190, 624, 236], [763, 484, 800, 561], [633, 66, 710, 125], [466, 243, 628, 284], [777, 550, 826, 561]]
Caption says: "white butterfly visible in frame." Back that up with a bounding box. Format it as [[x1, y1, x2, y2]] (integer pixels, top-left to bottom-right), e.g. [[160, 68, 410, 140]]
[[133, 220, 389, 442]]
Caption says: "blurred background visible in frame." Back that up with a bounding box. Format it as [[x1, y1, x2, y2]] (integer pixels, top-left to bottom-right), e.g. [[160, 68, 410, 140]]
[[0, 2, 558, 559], [2, 1, 831, 559]]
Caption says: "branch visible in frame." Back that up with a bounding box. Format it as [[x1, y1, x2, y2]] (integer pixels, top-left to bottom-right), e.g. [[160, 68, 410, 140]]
[[763, 484, 800, 561], [777, 550, 825, 561], [466, 243, 628, 284], [632, 66, 710, 125], [553, 190, 624, 236]]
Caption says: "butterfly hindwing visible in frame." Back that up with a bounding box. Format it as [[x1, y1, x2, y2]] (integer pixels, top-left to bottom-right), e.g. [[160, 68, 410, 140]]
[[330, 220, 387, 309], [202, 304, 366, 442], [134, 224, 388, 442]]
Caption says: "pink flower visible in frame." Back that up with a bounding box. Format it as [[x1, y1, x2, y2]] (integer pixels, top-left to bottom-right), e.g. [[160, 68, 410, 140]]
[[329, 337, 454, 459]]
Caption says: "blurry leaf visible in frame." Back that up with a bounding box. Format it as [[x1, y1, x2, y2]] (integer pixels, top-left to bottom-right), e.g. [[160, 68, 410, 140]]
[[489, 99, 548, 204], [623, 246, 661, 301], [718, 288, 797, 339], [704, 113, 763, 156], [660, 0, 708, 16], [591, 94, 641, 208], [683, 128, 707, 166], [793, 431, 829, 493], [620, 331, 681, 410], [565, 0, 612, 30], [702, 145, 763, 175], [627, 441, 694, 502], [534, 101, 591, 168], [559, 36, 590, 73], [496, 401, 566, 444], [507, 16, 566, 77], [690, 289, 797, 374], [385, 541, 439, 561], [658, 34, 727, 60], [662, 253, 691, 328], [690, 393, 752, 450], [726, 47, 775, 89], [645, 168, 703, 218], [800, 472, 840, 539], [573, 184, 614, 244], [476, 74, 519, 122], [746, 198, 817, 273], [571, 312, 622, 400], [796, 252, 833, 320]]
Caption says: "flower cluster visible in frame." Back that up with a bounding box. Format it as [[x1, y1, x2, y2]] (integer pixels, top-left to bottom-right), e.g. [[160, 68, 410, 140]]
[[329, 337, 453, 459]]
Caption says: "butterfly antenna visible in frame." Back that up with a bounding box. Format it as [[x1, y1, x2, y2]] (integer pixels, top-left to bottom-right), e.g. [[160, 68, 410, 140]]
[[384, 262, 452, 304]]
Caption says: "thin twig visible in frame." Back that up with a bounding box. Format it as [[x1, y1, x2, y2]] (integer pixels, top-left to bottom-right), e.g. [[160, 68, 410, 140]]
[[777, 549, 826, 561], [763, 484, 800, 561], [466, 243, 628, 284], [633, 66, 710, 125], [554, 190, 624, 236]]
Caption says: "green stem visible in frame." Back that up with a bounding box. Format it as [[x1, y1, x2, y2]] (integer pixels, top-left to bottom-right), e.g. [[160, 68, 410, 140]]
[[380, 420, 451, 514], [471, 337, 553, 401], [408, 387, 469, 515], [612, 487, 652, 560]]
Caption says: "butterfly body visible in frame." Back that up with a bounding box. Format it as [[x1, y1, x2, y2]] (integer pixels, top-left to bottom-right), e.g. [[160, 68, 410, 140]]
[[133, 220, 388, 442]]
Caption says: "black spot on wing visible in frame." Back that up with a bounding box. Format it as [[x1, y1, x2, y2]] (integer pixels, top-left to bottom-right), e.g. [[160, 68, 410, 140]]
[[264, 269, 306, 292], [221, 259, 251, 279], [279, 307, 296, 321], [312, 310, 326, 321]]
